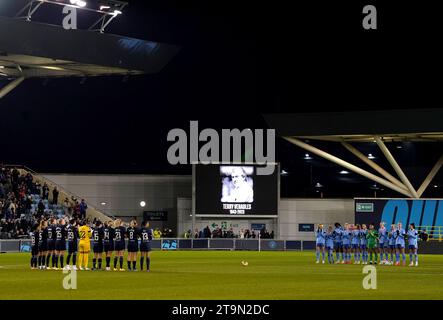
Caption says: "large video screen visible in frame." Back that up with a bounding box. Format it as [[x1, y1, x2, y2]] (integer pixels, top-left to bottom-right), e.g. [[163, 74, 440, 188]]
[[194, 163, 279, 217]]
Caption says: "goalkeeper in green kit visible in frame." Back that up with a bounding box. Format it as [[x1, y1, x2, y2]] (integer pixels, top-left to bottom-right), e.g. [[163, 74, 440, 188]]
[[366, 223, 379, 264]]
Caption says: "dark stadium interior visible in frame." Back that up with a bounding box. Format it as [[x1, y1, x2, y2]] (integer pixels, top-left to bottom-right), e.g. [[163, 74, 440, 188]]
[[1, 0, 442, 198]]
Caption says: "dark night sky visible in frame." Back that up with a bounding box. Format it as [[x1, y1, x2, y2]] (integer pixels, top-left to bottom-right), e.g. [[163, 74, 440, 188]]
[[0, 0, 442, 197]]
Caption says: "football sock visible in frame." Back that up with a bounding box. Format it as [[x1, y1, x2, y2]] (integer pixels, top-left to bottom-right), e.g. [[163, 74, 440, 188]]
[[132, 261, 136, 270], [93, 258, 97, 269], [114, 257, 118, 268], [54, 254, 59, 268], [119, 256, 123, 269], [127, 261, 131, 270], [72, 253, 77, 266], [83, 253, 88, 267], [98, 258, 102, 269], [46, 253, 51, 267], [66, 254, 71, 265], [59, 255, 64, 268], [78, 253, 83, 267], [106, 257, 110, 268], [140, 257, 144, 270]]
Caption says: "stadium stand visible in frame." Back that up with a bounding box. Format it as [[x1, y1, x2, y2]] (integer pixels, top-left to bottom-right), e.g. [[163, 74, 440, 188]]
[[0, 163, 113, 239]]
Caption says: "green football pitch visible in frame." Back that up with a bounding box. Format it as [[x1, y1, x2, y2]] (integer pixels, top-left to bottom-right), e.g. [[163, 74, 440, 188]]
[[1, 251, 442, 300]]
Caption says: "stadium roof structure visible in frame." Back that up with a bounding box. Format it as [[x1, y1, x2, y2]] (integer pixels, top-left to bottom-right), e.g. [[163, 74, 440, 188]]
[[0, 2, 180, 98], [265, 109, 443, 199]]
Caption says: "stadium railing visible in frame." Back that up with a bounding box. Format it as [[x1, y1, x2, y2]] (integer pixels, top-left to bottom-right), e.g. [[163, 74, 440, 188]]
[[417, 225, 443, 241], [1, 237, 442, 253]]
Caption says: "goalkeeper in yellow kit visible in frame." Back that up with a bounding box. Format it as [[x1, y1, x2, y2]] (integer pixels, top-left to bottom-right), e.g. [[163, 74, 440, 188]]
[[78, 221, 92, 270]]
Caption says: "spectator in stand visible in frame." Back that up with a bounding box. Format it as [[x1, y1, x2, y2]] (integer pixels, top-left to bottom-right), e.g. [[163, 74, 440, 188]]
[[25, 173, 33, 190], [270, 231, 275, 239], [11, 168, 19, 184], [63, 197, 71, 215], [79, 199, 88, 220], [33, 182, 41, 196], [203, 226, 211, 238], [25, 195, 32, 216], [153, 228, 162, 239], [52, 187, 59, 205], [37, 200, 45, 217], [419, 229, 429, 242], [0, 183, 5, 199], [194, 228, 199, 238], [73, 200, 80, 219], [42, 183, 49, 200]]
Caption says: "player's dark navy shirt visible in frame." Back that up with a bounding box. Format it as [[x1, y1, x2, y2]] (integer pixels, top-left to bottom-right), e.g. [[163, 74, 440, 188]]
[[66, 225, 78, 243], [127, 227, 139, 242], [140, 227, 153, 243], [113, 226, 126, 244], [30, 231, 37, 247], [46, 225, 57, 241], [55, 225, 67, 242], [38, 229, 47, 245], [92, 227, 104, 245], [103, 226, 114, 244]]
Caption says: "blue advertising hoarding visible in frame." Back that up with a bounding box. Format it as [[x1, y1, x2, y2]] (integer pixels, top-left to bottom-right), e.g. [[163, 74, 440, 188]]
[[355, 199, 443, 231]]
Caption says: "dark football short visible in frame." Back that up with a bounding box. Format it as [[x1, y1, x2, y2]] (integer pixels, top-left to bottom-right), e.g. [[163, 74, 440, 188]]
[[140, 242, 151, 252], [55, 241, 66, 251], [104, 242, 114, 253], [38, 243, 47, 252], [31, 245, 39, 256], [127, 241, 138, 252], [93, 244, 104, 254], [47, 240, 55, 251], [67, 241, 78, 254], [114, 242, 125, 252]]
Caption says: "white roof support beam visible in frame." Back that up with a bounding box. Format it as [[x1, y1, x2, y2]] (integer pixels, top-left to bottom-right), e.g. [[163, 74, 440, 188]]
[[0, 76, 25, 99], [417, 154, 443, 197], [341, 141, 408, 191], [374, 136, 419, 198], [284, 136, 414, 198]]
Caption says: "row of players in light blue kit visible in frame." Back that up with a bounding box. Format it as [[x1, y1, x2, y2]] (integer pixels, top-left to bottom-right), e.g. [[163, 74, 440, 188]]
[[314, 222, 420, 266]]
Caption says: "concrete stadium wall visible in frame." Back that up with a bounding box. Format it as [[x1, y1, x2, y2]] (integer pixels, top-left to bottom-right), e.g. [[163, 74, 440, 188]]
[[42, 174, 192, 231], [178, 198, 354, 240], [279, 198, 354, 240], [43, 174, 354, 240]]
